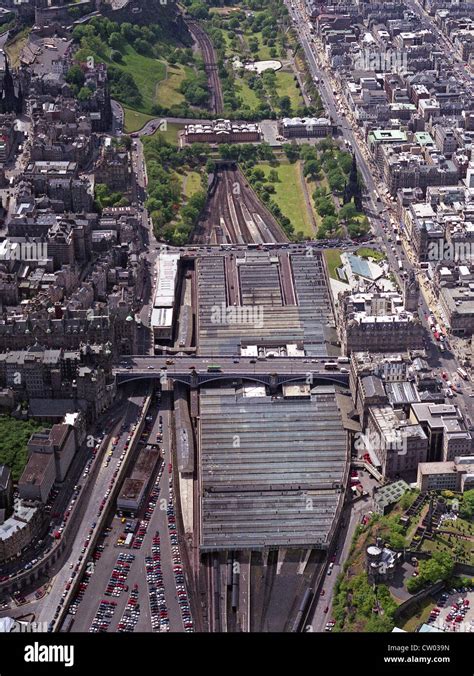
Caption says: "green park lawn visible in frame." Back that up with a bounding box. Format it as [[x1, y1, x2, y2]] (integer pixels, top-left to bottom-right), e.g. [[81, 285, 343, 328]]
[[112, 45, 167, 113], [439, 517, 474, 537], [306, 174, 331, 234], [274, 70, 303, 109], [251, 31, 274, 60], [356, 247, 385, 262], [109, 47, 197, 116], [257, 161, 314, 237], [220, 26, 272, 61], [123, 108, 156, 133], [123, 111, 183, 143], [183, 170, 203, 198], [324, 249, 343, 281], [151, 122, 183, 145], [304, 175, 322, 230], [421, 533, 473, 562], [5, 27, 31, 68], [236, 75, 262, 109], [156, 64, 192, 108], [209, 6, 241, 15]]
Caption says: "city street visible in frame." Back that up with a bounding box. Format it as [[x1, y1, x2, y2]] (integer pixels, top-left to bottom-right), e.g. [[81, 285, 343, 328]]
[[35, 388, 148, 629], [310, 469, 377, 631]]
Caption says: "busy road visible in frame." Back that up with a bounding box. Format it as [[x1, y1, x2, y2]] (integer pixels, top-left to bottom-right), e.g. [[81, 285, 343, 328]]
[[35, 387, 149, 630], [285, 0, 474, 630], [114, 355, 352, 383]]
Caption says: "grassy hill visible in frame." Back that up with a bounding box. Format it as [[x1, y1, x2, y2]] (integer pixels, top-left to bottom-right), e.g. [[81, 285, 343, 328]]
[[71, 17, 208, 118]]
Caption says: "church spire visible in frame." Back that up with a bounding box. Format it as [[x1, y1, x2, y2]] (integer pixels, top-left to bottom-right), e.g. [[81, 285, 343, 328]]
[[1, 53, 21, 115]]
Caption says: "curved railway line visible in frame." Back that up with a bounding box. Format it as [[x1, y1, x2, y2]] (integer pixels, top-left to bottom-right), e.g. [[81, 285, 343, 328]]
[[186, 20, 224, 115]]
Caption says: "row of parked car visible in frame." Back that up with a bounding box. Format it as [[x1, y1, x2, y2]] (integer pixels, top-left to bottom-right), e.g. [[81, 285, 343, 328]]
[[132, 460, 164, 548], [117, 584, 140, 632], [141, 461, 169, 632], [146, 533, 170, 632], [132, 519, 149, 550], [89, 600, 117, 633], [69, 568, 93, 615], [104, 553, 135, 598], [167, 479, 193, 632]]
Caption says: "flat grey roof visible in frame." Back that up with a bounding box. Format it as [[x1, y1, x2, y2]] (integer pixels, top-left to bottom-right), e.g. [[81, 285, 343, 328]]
[[196, 250, 333, 357], [199, 385, 347, 550]]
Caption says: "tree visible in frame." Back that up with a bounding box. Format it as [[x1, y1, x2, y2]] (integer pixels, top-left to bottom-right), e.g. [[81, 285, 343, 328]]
[[77, 86, 93, 101], [460, 490, 474, 519], [188, 1, 209, 20], [338, 202, 358, 223], [120, 22, 136, 41], [108, 32, 123, 51], [134, 38, 152, 56], [387, 532, 405, 550], [108, 69, 142, 107], [408, 550, 455, 593], [268, 169, 279, 183], [68, 6, 81, 19], [315, 198, 335, 217], [72, 25, 93, 42], [282, 143, 300, 163], [257, 142, 274, 161], [66, 65, 85, 89], [181, 75, 209, 107], [248, 38, 259, 53], [321, 215, 338, 233], [206, 159, 216, 174], [303, 159, 322, 181], [338, 151, 353, 174], [365, 615, 395, 632], [407, 577, 423, 593], [327, 169, 346, 193], [343, 153, 362, 210], [348, 216, 370, 239], [278, 95, 292, 115], [317, 136, 335, 152], [95, 183, 123, 210]]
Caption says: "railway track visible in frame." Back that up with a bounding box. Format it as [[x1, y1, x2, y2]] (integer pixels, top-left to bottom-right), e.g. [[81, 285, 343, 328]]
[[221, 167, 288, 244], [192, 165, 289, 245], [186, 20, 224, 114]]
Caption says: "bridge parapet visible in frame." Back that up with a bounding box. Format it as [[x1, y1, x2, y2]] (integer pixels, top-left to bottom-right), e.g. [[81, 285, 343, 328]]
[[114, 370, 349, 388]]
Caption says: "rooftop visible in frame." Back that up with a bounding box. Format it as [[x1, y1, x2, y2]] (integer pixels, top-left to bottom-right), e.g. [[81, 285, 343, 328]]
[[374, 480, 410, 510], [199, 385, 347, 551], [197, 250, 334, 357]]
